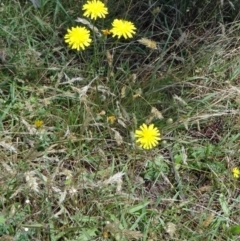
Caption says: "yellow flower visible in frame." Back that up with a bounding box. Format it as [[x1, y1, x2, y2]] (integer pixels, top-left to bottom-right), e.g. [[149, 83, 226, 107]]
[[107, 116, 116, 124], [232, 167, 240, 178], [110, 19, 136, 39], [101, 29, 111, 35], [135, 123, 161, 149], [64, 26, 92, 51], [34, 120, 43, 128], [83, 0, 108, 20]]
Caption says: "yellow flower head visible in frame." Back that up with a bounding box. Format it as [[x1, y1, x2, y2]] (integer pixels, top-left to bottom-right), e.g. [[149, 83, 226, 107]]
[[232, 167, 240, 178], [110, 19, 136, 39], [101, 29, 111, 36], [107, 115, 116, 124], [83, 0, 108, 20], [64, 26, 92, 51], [34, 120, 43, 128], [135, 123, 161, 150]]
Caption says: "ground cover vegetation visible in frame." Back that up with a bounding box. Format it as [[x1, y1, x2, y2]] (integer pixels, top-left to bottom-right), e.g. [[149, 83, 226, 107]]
[[1, 0, 240, 240]]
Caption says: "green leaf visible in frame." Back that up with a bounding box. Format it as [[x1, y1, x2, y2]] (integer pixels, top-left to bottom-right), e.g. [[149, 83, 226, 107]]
[[127, 202, 149, 214], [78, 228, 98, 241], [0, 215, 6, 224], [229, 225, 240, 235], [219, 193, 230, 217]]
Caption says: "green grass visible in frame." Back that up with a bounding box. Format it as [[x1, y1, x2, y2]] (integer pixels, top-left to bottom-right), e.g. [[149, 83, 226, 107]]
[[1, 0, 240, 240]]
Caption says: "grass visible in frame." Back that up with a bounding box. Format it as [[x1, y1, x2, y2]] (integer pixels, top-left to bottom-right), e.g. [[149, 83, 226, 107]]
[[1, 0, 240, 240]]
